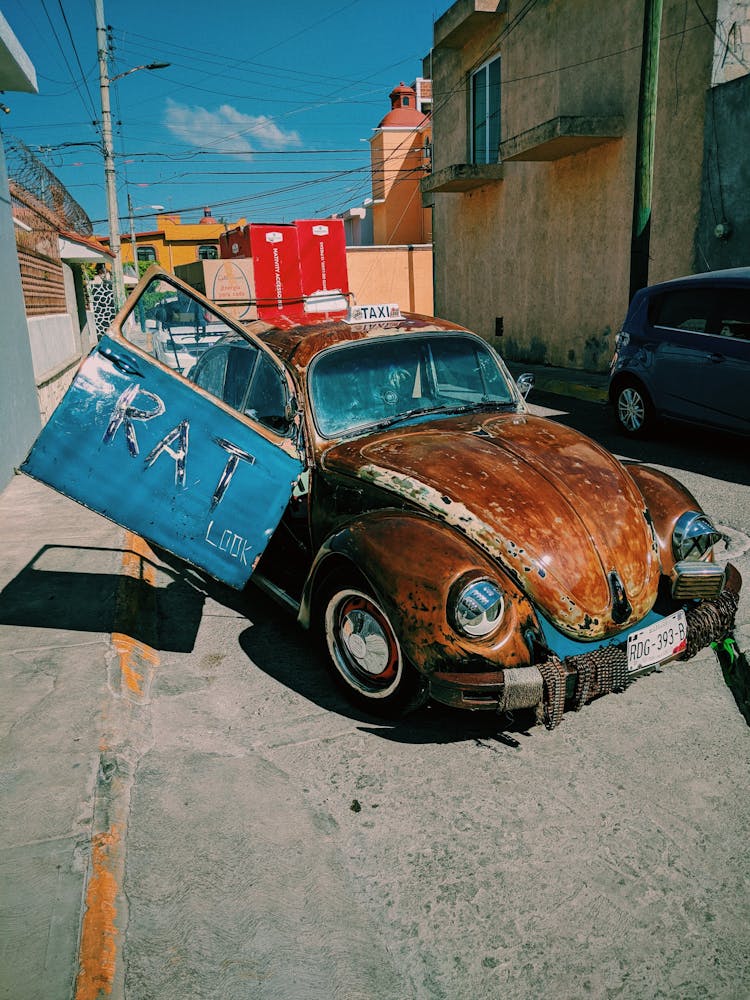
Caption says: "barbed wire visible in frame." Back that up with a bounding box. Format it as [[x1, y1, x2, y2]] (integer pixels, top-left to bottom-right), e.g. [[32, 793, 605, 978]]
[[6, 136, 94, 235]]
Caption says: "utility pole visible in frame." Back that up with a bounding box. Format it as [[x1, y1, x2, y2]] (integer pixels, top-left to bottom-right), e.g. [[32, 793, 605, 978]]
[[95, 0, 125, 310], [128, 193, 138, 287], [629, 0, 663, 301]]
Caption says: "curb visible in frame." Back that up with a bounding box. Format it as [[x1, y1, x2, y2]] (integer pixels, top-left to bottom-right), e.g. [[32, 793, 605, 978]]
[[505, 363, 609, 405], [532, 378, 609, 405]]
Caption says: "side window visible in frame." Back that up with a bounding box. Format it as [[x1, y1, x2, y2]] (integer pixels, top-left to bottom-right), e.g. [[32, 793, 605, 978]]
[[471, 55, 501, 165], [717, 288, 750, 341], [244, 353, 288, 432], [652, 290, 713, 333], [224, 343, 259, 410], [193, 346, 229, 398], [122, 276, 233, 378]]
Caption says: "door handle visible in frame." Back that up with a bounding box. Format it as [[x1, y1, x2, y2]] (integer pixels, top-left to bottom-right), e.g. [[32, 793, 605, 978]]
[[100, 347, 144, 377], [708, 353, 725, 364]]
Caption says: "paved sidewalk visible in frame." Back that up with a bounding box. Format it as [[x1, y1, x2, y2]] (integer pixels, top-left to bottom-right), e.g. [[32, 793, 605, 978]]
[[0, 474, 406, 999], [0, 474, 129, 999], [504, 360, 609, 404]]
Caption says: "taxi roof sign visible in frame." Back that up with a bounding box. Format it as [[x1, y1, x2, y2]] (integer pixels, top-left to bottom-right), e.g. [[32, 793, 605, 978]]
[[345, 303, 403, 325]]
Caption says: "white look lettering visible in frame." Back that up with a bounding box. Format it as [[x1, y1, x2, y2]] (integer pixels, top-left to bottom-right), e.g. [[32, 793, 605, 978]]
[[205, 520, 252, 565]]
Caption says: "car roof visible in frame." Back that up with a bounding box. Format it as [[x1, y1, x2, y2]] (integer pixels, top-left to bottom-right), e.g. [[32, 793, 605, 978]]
[[245, 311, 470, 372], [638, 267, 750, 297]]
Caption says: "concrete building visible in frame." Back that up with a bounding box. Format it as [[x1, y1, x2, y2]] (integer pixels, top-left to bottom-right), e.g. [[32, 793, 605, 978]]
[[422, 0, 750, 371], [0, 12, 40, 490]]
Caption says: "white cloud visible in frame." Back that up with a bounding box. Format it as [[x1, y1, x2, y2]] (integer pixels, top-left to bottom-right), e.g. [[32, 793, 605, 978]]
[[164, 99, 302, 158]]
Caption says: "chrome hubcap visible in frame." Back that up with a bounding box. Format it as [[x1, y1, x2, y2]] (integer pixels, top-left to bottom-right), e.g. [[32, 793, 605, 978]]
[[342, 610, 389, 675], [618, 387, 645, 431], [325, 590, 402, 698]]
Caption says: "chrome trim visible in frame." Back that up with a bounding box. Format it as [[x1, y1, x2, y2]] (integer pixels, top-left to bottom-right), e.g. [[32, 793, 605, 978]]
[[516, 372, 535, 399], [672, 511, 723, 562], [671, 560, 726, 600], [252, 572, 301, 614]]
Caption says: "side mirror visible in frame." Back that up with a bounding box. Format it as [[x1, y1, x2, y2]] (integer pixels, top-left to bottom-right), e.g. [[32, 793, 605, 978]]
[[516, 372, 535, 399]]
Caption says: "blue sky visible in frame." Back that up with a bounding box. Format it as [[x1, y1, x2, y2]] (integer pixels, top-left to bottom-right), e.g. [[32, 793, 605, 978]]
[[2, 0, 443, 234]]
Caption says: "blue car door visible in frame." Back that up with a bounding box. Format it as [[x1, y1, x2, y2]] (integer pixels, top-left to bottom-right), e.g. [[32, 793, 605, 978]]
[[21, 270, 304, 590]]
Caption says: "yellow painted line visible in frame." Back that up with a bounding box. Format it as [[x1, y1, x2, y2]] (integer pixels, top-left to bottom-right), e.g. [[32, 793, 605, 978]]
[[111, 633, 159, 697], [75, 826, 122, 1000], [112, 531, 159, 700], [75, 532, 160, 999]]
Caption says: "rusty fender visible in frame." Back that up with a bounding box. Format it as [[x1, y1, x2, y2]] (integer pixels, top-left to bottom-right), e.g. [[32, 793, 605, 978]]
[[625, 463, 706, 575], [298, 510, 540, 677]]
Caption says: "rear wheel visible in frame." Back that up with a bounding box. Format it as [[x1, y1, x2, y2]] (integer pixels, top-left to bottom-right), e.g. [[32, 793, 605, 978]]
[[321, 584, 428, 717], [614, 379, 654, 436]]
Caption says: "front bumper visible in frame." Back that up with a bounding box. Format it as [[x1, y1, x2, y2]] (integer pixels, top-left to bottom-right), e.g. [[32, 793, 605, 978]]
[[428, 565, 742, 727]]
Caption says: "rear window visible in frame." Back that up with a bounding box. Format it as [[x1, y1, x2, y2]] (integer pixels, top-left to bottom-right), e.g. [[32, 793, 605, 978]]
[[650, 286, 750, 340]]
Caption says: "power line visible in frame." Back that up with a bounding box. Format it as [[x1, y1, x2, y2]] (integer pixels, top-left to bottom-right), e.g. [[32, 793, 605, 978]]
[[55, 0, 99, 120], [38, 0, 99, 125]]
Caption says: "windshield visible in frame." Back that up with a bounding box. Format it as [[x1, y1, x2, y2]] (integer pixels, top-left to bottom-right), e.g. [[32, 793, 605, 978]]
[[309, 333, 516, 437]]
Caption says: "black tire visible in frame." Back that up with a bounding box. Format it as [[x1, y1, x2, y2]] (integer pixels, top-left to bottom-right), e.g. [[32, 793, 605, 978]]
[[320, 582, 428, 717], [614, 379, 655, 437]]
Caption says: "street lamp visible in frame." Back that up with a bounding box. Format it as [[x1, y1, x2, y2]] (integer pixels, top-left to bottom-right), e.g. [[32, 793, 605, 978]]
[[95, 0, 169, 308], [112, 62, 170, 83], [127, 198, 165, 285]]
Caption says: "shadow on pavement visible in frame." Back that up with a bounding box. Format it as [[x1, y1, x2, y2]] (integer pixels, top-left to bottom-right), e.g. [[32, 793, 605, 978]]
[[533, 393, 750, 487], [0, 544, 205, 653], [238, 585, 536, 749]]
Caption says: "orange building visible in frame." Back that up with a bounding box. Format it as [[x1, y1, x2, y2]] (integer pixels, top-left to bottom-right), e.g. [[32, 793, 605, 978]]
[[100, 207, 246, 276], [338, 80, 432, 246]]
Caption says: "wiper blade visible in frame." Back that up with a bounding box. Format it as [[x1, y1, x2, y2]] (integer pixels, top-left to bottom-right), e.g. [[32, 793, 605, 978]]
[[368, 400, 517, 432]]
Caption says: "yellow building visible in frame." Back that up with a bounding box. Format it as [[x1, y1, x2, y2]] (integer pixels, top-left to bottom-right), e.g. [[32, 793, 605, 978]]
[[101, 207, 246, 275], [338, 80, 432, 247], [371, 81, 432, 246]]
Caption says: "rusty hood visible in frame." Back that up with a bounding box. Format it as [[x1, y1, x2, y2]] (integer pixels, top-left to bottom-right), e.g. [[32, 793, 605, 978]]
[[321, 412, 661, 638]]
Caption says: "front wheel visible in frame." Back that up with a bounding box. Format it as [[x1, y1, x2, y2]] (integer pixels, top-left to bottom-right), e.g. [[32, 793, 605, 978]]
[[614, 380, 654, 436], [322, 585, 428, 717]]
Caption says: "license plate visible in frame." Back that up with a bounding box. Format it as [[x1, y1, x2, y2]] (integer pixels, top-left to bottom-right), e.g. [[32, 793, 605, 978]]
[[626, 611, 688, 673]]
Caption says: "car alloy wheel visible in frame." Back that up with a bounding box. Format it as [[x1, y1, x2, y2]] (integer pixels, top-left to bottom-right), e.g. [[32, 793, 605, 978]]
[[616, 382, 652, 436], [322, 585, 428, 714]]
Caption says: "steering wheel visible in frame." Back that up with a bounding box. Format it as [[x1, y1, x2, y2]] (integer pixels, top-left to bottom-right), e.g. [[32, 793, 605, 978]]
[[377, 367, 411, 406]]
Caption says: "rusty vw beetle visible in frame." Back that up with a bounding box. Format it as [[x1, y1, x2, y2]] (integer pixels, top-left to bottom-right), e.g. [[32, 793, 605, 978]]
[[22, 270, 741, 727]]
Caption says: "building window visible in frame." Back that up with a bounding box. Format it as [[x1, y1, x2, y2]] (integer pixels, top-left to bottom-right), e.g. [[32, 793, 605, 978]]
[[471, 56, 501, 164], [198, 244, 219, 260], [137, 245, 157, 262]]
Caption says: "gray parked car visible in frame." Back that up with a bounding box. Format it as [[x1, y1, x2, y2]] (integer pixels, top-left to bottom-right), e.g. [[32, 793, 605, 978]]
[[609, 268, 750, 437]]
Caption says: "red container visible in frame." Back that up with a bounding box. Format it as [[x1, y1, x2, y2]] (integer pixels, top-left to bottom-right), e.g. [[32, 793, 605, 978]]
[[295, 219, 349, 314], [249, 223, 305, 322], [219, 225, 252, 259]]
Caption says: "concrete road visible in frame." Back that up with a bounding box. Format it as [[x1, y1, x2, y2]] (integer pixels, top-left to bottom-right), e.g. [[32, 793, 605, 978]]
[[1, 395, 749, 1000]]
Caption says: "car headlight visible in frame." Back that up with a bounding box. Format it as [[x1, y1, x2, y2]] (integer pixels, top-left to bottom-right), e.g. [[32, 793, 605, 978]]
[[672, 511, 723, 562], [449, 576, 505, 638]]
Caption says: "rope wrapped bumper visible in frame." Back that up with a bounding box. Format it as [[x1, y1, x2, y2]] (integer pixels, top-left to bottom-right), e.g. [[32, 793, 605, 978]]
[[534, 581, 740, 730]]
